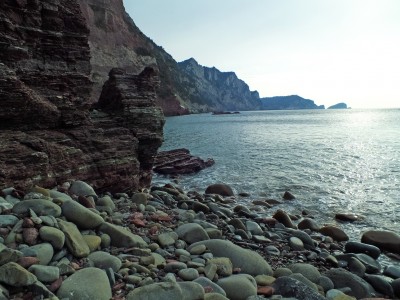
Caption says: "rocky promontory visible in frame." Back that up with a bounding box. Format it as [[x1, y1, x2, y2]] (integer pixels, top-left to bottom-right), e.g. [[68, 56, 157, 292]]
[[260, 95, 325, 110]]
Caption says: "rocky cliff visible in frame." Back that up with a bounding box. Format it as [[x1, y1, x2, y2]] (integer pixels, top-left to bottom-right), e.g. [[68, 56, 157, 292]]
[[175, 58, 261, 113], [77, 0, 260, 115], [0, 0, 164, 192], [260, 95, 325, 110]]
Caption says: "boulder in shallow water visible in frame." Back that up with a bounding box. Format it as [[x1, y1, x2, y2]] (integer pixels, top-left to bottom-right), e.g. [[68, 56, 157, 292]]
[[273, 209, 296, 229], [205, 184, 234, 197], [154, 148, 215, 175], [319, 225, 349, 241], [361, 230, 400, 254], [283, 191, 296, 200], [335, 212, 363, 222]]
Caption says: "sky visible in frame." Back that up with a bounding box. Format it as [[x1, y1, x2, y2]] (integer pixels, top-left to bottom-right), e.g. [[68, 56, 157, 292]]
[[124, 0, 400, 108]]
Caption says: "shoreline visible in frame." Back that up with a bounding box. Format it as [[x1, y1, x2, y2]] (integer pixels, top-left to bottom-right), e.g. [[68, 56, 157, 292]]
[[0, 180, 399, 299]]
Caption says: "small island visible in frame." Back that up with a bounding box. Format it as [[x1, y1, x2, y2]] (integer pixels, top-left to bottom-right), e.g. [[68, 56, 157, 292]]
[[328, 102, 348, 109]]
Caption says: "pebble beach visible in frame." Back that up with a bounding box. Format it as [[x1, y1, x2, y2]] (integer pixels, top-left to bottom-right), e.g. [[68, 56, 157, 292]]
[[1, 180, 400, 300]]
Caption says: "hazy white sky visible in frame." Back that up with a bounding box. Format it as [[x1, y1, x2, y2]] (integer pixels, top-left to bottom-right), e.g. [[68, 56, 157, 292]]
[[124, 0, 400, 108]]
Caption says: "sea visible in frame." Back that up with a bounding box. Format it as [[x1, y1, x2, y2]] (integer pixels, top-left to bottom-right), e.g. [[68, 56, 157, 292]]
[[154, 109, 400, 242]]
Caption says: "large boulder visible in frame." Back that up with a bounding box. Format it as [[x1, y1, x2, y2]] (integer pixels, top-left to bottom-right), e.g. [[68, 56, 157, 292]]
[[57, 267, 112, 300], [217, 274, 257, 300], [361, 230, 400, 254], [188, 239, 273, 276], [324, 268, 374, 299], [205, 184, 234, 197], [175, 223, 210, 244], [126, 282, 183, 300]]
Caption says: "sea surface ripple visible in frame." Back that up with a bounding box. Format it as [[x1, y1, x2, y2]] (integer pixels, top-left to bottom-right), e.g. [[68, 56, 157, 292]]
[[156, 109, 400, 240]]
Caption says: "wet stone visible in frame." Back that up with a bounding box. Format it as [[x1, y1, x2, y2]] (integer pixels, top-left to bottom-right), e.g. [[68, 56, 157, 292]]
[[164, 262, 188, 273], [344, 241, 381, 259], [384, 265, 400, 279], [0, 262, 37, 287], [289, 237, 305, 251], [28, 265, 59, 283], [178, 268, 199, 281]]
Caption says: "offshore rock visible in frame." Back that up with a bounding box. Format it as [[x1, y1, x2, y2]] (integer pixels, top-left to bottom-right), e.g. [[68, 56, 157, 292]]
[[0, 1, 164, 192], [154, 148, 215, 175]]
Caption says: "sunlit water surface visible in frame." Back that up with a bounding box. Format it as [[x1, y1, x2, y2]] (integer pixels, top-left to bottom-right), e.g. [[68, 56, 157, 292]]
[[155, 109, 400, 243]]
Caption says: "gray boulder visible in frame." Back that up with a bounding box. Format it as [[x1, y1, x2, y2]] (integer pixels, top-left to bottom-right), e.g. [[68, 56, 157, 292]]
[[188, 239, 272, 276], [324, 268, 375, 299]]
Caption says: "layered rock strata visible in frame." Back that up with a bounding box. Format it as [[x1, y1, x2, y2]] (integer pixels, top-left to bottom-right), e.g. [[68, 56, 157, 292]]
[[154, 148, 215, 175], [0, 0, 164, 191], [96, 67, 165, 186]]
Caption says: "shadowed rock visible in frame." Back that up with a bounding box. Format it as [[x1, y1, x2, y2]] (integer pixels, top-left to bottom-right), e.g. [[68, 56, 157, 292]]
[[0, 0, 164, 192]]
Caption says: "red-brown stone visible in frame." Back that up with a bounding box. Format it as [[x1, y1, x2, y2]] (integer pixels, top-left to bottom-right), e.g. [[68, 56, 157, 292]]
[[257, 286, 274, 296], [22, 228, 39, 245], [154, 148, 215, 175], [0, 1, 164, 192], [17, 256, 40, 268]]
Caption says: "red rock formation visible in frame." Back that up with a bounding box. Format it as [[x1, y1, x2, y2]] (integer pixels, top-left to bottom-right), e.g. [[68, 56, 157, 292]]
[[0, 0, 92, 129], [96, 67, 165, 186], [154, 149, 215, 175], [0, 0, 164, 192]]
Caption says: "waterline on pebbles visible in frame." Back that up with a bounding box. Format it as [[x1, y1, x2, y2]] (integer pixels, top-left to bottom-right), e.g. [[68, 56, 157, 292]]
[[0, 181, 400, 299]]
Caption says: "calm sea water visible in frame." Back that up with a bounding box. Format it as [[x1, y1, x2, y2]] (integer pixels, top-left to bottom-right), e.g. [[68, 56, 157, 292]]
[[156, 109, 400, 240]]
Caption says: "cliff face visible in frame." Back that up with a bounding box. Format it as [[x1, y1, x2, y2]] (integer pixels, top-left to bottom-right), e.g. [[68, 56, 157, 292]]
[[77, 0, 188, 116], [260, 95, 325, 110], [0, 0, 92, 129], [0, 0, 164, 191], [77, 0, 260, 115], [176, 58, 261, 113], [77, 0, 155, 100]]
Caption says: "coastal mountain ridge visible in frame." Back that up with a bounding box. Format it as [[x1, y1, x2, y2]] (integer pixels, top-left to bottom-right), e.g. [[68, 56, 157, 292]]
[[78, 0, 344, 115], [77, 0, 260, 116]]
